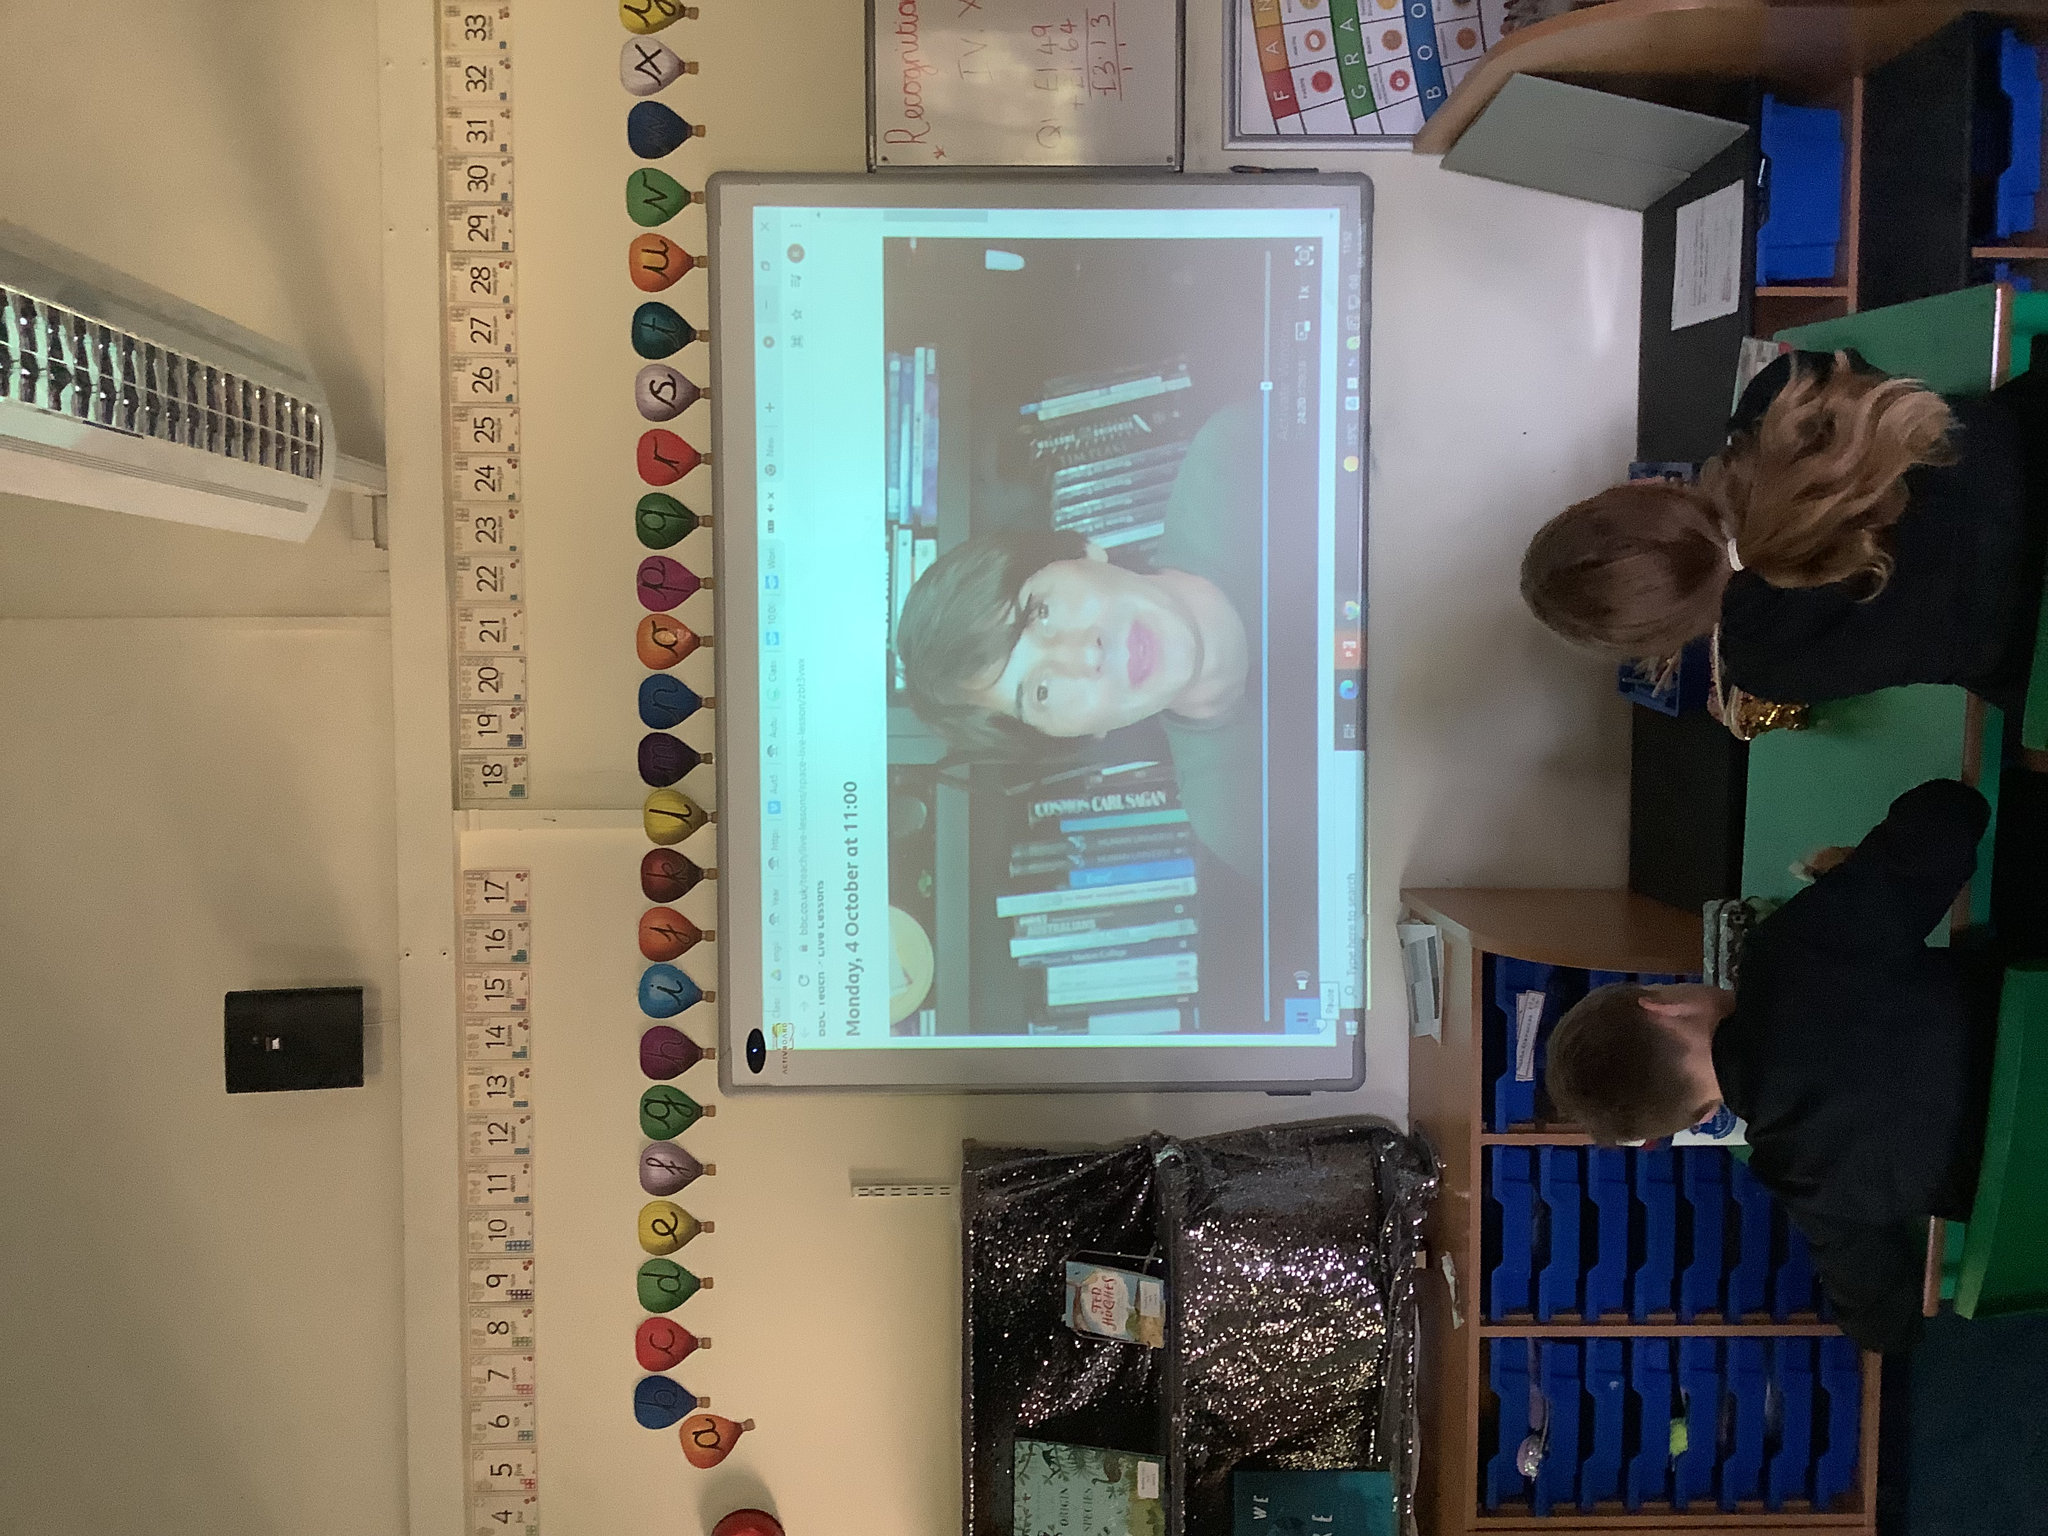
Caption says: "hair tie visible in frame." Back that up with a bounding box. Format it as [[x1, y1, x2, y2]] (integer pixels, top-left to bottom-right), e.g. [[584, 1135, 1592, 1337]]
[[1725, 536, 1744, 573]]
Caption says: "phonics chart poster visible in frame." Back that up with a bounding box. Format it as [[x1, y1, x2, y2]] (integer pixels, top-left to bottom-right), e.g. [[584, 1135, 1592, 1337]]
[[1229, 0, 1522, 145]]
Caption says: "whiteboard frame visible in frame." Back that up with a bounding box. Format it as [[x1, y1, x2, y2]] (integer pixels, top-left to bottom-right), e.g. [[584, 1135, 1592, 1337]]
[[705, 170, 1373, 1093], [864, 0, 1187, 171]]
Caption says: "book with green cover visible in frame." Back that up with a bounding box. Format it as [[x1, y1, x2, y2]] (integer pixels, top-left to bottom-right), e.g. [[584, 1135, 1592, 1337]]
[[1232, 1469, 1394, 1535], [1013, 1440, 1166, 1536]]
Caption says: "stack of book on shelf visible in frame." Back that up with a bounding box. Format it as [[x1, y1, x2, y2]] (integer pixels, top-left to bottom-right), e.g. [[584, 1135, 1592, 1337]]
[[886, 347, 940, 689], [1025, 363, 1195, 558], [998, 759, 1202, 1036]]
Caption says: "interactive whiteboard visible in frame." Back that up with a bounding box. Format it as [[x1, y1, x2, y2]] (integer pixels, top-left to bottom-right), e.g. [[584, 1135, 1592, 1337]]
[[708, 173, 1370, 1090]]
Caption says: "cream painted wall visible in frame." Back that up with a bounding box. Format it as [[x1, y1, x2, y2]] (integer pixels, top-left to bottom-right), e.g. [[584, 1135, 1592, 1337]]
[[0, 0, 390, 620], [395, 0, 1638, 1116], [0, 0, 1643, 1529], [0, 618, 405, 1536], [379, 1, 1644, 1531], [0, 3, 408, 1532]]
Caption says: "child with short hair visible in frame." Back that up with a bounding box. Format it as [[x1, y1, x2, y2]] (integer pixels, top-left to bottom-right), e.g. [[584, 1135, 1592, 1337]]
[[1545, 777, 1999, 1351]]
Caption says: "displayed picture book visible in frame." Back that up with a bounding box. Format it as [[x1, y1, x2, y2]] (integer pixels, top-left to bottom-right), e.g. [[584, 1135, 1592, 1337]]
[[1232, 1468, 1395, 1536], [1014, 1440, 1166, 1536], [1064, 1257, 1167, 1347]]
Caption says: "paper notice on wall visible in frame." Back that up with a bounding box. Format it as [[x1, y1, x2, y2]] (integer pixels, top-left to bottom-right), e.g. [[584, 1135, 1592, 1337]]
[[1671, 179, 1745, 331], [1513, 991, 1544, 1082], [1398, 920, 1443, 1040], [1733, 335, 1794, 409]]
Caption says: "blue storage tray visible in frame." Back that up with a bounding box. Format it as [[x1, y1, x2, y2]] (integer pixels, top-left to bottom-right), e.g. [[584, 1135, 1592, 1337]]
[[1536, 1147, 1582, 1322], [1581, 1338, 1626, 1510], [1997, 30, 2044, 240], [1767, 1339, 1816, 1511], [1627, 1339, 1674, 1510], [1485, 1340, 1534, 1509], [1618, 636, 1712, 716], [1489, 958, 1577, 1130], [1534, 1341, 1583, 1516], [1675, 1337, 1722, 1511], [1815, 1335, 1863, 1510], [1585, 1147, 1630, 1321], [1757, 94, 1845, 283], [1773, 1210, 1818, 1320], [1634, 1147, 1679, 1320], [1488, 1145, 1536, 1320], [1727, 1160, 1775, 1322], [1679, 1152, 1729, 1323], [1722, 1337, 1768, 1508]]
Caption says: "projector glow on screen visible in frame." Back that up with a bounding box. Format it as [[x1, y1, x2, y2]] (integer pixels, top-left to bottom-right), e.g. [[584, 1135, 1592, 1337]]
[[709, 175, 1370, 1092]]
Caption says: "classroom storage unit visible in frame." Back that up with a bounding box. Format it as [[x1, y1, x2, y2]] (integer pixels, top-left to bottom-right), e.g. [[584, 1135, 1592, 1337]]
[[1748, 69, 1866, 344], [1755, 11, 2048, 336], [1859, 12, 2048, 309], [1413, 1, 2048, 341], [1402, 888, 1880, 1536]]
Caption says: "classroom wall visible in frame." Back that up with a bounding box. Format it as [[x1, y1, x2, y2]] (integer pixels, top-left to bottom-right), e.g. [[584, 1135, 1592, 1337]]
[[0, 0, 1643, 1529], [0, 619, 406, 1536], [401, 0, 1640, 1121], [0, 0, 390, 620], [0, 4, 407, 1535], [380, 1, 1645, 1530]]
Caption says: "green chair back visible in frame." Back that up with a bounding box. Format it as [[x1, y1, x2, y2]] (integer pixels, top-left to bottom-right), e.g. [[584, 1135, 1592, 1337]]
[[1775, 284, 2023, 396], [1954, 964, 2048, 1319]]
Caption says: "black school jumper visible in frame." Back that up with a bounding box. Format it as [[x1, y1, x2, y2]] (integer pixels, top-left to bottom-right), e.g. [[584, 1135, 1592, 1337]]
[[1712, 779, 1999, 1352], [1718, 350, 2048, 715]]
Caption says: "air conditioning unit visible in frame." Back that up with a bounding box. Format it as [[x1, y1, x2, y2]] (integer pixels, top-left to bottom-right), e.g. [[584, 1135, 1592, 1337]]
[[0, 223, 337, 541]]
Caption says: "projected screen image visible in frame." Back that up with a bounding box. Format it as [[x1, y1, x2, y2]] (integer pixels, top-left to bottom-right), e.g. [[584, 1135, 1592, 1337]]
[[748, 202, 1364, 1053]]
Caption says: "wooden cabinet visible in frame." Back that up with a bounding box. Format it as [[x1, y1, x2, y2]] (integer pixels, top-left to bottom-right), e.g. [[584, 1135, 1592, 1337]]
[[1413, 0, 1962, 160], [1401, 888, 1880, 1536]]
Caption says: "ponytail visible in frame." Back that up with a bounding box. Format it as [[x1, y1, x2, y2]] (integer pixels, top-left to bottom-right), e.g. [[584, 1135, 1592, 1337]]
[[1521, 480, 1731, 654], [1521, 353, 1954, 654], [1706, 353, 1954, 590]]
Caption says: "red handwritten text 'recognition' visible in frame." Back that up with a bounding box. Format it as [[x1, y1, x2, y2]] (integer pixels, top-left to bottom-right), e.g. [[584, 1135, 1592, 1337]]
[[886, 0, 935, 144]]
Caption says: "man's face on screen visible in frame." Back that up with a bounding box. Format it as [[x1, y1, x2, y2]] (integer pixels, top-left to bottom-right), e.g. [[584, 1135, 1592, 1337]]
[[966, 551, 1201, 738]]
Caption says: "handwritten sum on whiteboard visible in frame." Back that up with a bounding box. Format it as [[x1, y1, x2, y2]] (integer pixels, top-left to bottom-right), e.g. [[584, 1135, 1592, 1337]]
[[870, 0, 1182, 169]]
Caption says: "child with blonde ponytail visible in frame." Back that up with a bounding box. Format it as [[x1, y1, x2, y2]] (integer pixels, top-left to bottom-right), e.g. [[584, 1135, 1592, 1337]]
[[1522, 350, 2047, 714]]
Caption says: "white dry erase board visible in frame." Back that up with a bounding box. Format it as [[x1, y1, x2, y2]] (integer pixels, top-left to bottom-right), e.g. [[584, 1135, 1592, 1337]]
[[866, 0, 1184, 169]]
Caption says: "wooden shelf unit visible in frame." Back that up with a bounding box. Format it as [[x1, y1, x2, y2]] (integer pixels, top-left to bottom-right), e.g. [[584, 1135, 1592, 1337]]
[[1413, 0, 1959, 158], [1752, 73, 1864, 337], [1402, 887, 1880, 1536]]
